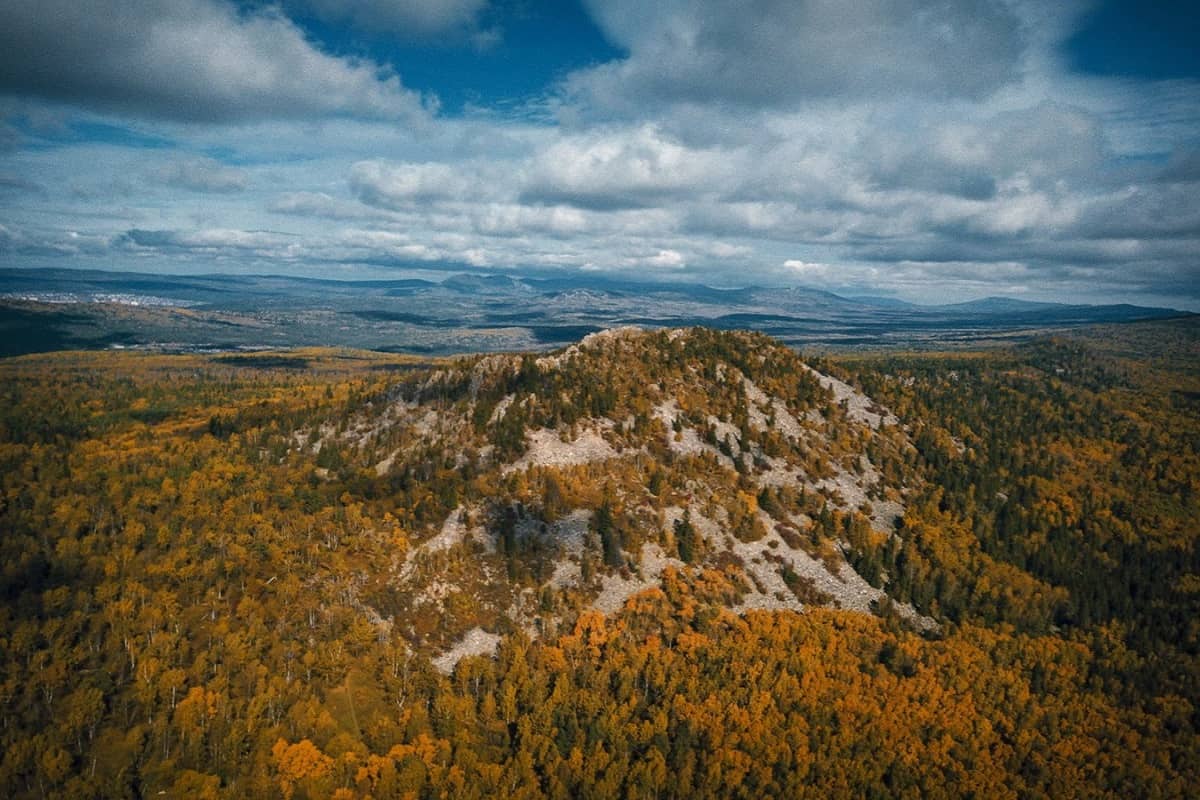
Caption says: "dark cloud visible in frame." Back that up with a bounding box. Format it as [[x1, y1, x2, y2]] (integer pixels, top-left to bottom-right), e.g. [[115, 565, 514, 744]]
[[1074, 184, 1200, 240], [117, 227, 296, 254], [1157, 147, 1200, 183], [0, 0, 427, 122], [118, 229, 178, 249], [848, 234, 1200, 273], [571, 0, 1025, 112], [515, 188, 654, 212], [870, 162, 998, 201], [155, 158, 247, 193]]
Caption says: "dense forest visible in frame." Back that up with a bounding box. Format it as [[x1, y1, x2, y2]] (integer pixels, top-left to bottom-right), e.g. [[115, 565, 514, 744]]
[[1, 320, 1197, 798]]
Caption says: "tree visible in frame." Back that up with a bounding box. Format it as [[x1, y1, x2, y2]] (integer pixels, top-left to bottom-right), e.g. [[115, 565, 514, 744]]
[[594, 500, 622, 568], [675, 511, 699, 564]]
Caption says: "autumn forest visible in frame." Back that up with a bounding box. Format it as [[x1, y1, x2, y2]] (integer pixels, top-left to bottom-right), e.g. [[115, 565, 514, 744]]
[[1, 320, 1198, 798]]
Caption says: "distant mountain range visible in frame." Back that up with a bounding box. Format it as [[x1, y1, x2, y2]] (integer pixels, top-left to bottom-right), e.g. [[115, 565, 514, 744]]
[[0, 267, 1191, 357]]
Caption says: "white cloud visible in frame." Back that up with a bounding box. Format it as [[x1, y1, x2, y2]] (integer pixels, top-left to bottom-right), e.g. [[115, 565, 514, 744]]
[[783, 259, 829, 277], [270, 192, 366, 220], [468, 203, 590, 238], [349, 159, 503, 206], [644, 249, 685, 269], [521, 125, 732, 209]]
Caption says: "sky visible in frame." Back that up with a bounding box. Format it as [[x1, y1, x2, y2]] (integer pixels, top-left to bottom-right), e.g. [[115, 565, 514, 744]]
[[1, 0, 1198, 308]]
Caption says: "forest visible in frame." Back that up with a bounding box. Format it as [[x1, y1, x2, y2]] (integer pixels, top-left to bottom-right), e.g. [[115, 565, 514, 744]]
[[0, 319, 1197, 798]]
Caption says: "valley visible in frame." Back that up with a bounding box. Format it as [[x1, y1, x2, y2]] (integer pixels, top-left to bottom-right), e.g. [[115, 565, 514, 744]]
[[1, 268, 1189, 357]]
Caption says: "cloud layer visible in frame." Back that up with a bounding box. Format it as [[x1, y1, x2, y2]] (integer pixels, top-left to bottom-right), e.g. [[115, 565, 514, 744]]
[[0, 0, 1197, 308]]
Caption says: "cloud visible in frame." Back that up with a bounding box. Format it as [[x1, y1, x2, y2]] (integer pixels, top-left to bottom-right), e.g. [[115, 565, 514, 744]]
[[854, 102, 1110, 215], [0, 0, 428, 123], [349, 126, 726, 215], [570, 0, 1025, 113], [783, 259, 829, 277], [117, 227, 300, 256], [1076, 183, 1200, 240], [326, 93, 1197, 303], [1, 1, 1197, 309], [269, 191, 378, 220], [155, 157, 247, 193], [286, 0, 491, 38], [1157, 146, 1200, 184], [520, 125, 732, 209], [466, 203, 592, 238], [643, 249, 686, 269], [349, 159, 499, 206], [0, 224, 110, 257]]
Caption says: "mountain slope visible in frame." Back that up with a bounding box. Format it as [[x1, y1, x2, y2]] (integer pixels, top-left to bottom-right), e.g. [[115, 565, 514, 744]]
[[309, 327, 1064, 671], [0, 323, 1195, 797]]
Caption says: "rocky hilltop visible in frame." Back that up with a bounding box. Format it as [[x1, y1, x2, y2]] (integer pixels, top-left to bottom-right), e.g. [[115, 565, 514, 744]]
[[307, 327, 938, 671]]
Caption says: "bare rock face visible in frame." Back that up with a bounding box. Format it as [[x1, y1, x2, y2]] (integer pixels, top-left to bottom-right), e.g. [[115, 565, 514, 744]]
[[433, 628, 502, 675], [504, 427, 618, 474], [802, 364, 900, 429]]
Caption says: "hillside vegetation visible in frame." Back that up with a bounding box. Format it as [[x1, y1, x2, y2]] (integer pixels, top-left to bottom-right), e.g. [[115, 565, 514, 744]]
[[0, 322, 1197, 798]]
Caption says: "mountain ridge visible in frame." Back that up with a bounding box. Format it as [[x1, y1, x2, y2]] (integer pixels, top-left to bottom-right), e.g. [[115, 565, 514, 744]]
[[2, 266, 1192, 357]]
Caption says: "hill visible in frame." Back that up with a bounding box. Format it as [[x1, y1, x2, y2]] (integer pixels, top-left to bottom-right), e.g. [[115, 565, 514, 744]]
[[0, 322, 1196, 797]]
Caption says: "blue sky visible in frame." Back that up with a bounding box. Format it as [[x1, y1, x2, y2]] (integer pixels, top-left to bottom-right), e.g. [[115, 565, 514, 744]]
[[1, 0, 1198, 308], [276, 0, 624, 112]]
